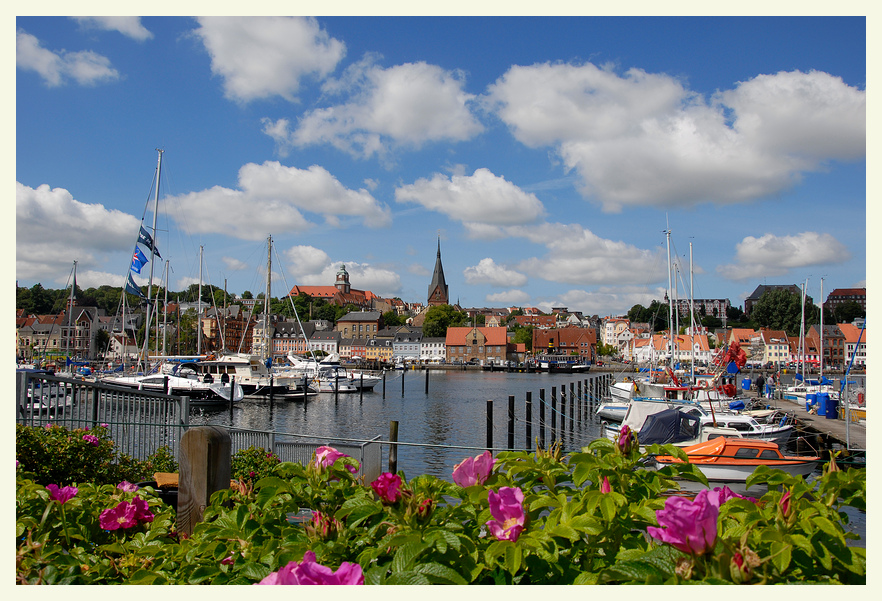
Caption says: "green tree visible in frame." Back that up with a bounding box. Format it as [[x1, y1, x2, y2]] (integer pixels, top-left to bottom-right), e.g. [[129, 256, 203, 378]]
[[422, 304, 469, 338], [510, 324, 533, 351], [382, 311, 404, 327], [833, 300, 865, 324], [749, 288, 812, 335]]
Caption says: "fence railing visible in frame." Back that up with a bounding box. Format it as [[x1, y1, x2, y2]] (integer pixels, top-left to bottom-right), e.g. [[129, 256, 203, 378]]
[[16, 370, 384, 479], [16, 370, 191, 461]]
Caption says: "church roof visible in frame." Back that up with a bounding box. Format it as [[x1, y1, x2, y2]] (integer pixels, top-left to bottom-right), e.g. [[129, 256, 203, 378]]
[[428, 238, 448, 304]]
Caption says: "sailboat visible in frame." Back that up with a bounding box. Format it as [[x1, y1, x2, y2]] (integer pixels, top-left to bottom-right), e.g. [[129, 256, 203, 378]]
[[98, 150, 244, 405]]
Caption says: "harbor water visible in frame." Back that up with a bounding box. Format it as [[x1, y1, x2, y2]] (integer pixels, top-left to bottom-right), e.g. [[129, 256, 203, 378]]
[[190, 369, 607, 479]]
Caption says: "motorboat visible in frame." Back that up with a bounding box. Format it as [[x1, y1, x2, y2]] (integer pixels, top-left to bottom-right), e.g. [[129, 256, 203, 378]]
[[171, 353, 302, 396], [312, 366, 358, 393], [652, 437, 819, 482], [347, 369, 382, 391], [98, 368, 243, 405], [17, 368, 75, 414]]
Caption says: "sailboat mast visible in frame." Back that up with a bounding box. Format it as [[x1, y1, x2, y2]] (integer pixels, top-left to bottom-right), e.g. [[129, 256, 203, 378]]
[[665, 228, 674, 366], [689, 242, 695, 382], [140, 149, 163, 367], [799, 279, 807, 379], [197, 245, 203, 355], [264, 235, 272, 362], [818, 278, 824, 380], [65, 260, 76, 361], [162, 260, 169, 356]]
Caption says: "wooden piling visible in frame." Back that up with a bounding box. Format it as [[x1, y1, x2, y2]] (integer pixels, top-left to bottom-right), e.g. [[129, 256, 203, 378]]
[[486, 399, 493, 449], [539, 388, 546, 449], [389, 421, 399, 473], [177, 426, 231, 536], [525, 391, 533, 450], [551, 387, 557, 443], [508, 394, 515, 450], [425, 368, 429, 394]]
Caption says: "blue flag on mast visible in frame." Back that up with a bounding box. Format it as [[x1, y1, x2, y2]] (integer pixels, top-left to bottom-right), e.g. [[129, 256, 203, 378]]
[[131, 247, 149, 274], [125, 273, 146, 298], [138, 226, 161, 258]]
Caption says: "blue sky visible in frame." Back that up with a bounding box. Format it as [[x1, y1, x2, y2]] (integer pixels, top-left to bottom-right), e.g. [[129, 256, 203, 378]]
[[15, 16, 866, 317]]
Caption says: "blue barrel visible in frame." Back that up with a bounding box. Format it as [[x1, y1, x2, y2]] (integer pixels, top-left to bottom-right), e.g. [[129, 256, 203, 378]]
[[742, 378, 751, 391], [807, 393, 818, 413], [825, 394, 837, 420], [816, 393, 826, 416]]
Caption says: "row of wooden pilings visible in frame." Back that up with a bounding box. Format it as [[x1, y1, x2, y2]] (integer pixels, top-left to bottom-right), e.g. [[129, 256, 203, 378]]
[[486, 373, 614, 451]]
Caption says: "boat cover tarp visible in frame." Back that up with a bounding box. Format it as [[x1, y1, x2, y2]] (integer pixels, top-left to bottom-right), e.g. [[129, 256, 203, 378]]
[[637, 409, 701, 445], [728, 400, 746, 411]]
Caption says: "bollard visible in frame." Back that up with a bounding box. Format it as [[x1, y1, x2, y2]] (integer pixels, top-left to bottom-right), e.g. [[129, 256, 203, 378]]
[[177, 426, 231, 536], [508, 394, 515, 450], [389, 421, 399, 473], [486, 399, 493, 450], [525, 391, 532, 450]]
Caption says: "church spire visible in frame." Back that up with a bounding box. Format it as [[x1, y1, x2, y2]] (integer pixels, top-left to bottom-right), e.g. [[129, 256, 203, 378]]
[[427, 236, 449, 306]]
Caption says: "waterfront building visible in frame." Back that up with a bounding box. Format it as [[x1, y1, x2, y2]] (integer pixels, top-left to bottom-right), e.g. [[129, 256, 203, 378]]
[[602, 317, 630, 347], [807, 325, 846, 369], [532, 327, 597, 363], [755, 329, 790, 367], [365, 337, 394, 364], [270, 320, 314, 359], [673, 298, 730, 319], [419, 336, 446, 363], [335, 310, 383, 340], [393, 328, 423, 363], [512, 314, 556, 329], [445, 326, 511, 365], [309, 331, 341, 356], [838, 322, 867, 367], [286, 264, 382, 310]]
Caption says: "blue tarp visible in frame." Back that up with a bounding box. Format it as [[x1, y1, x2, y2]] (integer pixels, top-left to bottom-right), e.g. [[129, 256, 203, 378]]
[[638, 409, 701, 445], [728, 400, 746, 411]]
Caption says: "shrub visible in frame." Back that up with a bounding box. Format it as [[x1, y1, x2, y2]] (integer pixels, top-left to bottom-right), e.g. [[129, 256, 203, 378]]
[[231, 445, 281, 482]]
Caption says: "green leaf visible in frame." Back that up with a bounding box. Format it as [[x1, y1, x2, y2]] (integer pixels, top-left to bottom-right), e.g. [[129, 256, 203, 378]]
[[128, 569, 168, 585], [599, 560, 670, 584], [239, 561, 271, 581], [547, 524, 579, 541], [391, 540, 430, 572], [415, 562, 469, 584], [770, 541, 792, 574], [504, 544, 523, 575], [812, 515, 841, 538], [385, 571, 432, 585], [187, 565, 219, 584]]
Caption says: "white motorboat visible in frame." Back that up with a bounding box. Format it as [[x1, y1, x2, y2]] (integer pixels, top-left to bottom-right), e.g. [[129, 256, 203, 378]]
[[171, 353, 302, 396], [99, 369, 243, 405]]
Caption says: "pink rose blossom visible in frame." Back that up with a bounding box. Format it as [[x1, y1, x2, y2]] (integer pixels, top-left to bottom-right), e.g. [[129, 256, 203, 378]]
[[486, 486, 526, 542], [99, 498, 154, 530], [46, 484, 78, 505], [83, 434, 100, 446], [314, 446, 358, 474], [452, 450, 496, 487], [256, 551, 364, 585], [647, 489, 718, 555], [117, 481, 139, 493], [600, 476, 611, 494], [370, 472, 402, 504], [779, 490, 792, 517]]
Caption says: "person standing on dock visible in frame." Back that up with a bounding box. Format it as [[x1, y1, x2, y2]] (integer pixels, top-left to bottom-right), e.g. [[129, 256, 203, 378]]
[[755, 373, 766, 397]]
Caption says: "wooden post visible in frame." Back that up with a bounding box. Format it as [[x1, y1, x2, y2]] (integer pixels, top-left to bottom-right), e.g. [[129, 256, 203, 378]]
[[177, 426, 231, 536], [551, 387, 557, 443], [269, 374, 274, 407], [401, 370, 405, 396], [229, 376, 235, 421], [382, 371, 386, 399], [525, 391, 532, 450], [507, 394, 515, 450], [388, 421, 399, 473], [425, 368, 429, 394], [577, 380, 583, 422], [359, 372, 364, 402], [569, 382, 575, 428], [486, 399, 493, 450], [539, 388, 546, 449]]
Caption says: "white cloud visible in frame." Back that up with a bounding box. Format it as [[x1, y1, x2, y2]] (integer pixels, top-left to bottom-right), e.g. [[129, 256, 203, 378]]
[[271, 56, 483, 158], [486, 63, 865, 211], [222, 257, 250, 271], [463, 258, 528, 287], [16, 182, 140, 282], [284, 245, 332, 278], [717, 232, 851, 280], [486, 289, 531, 305], [164, 161, 391, 240], [509, 222, 665, 285], [193, 16, 345, 103], [395, 168, 545, 225], [17, 29, 119, 87], [71, 17, 153, 41]]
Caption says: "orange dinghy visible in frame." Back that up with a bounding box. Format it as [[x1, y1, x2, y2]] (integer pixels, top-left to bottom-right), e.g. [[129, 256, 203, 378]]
[[653, 437, 818, 483]]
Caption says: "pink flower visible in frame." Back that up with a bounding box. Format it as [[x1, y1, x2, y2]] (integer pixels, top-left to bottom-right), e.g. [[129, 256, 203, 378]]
[[370, 472, 402, 504], [647, 489, 718, 555], [617, 425, 636, 454], [117, 481, 139, 493], [600, 476, 611, 494], [45, 484, 78, 505], [83, 434, 100, 446], [709, 486, 758, 505], [221, 556, 235, 566], [486, 486, 526, 542], [100, 502, 139, 530], [314, 446, 358, 474], [452, 450, 496, 487], [99, 498, 153, 530], [256, 551, 364, 585], [416, 498, 434, 519], [100, 423, 109, 428], [779, 490, 792, 517]]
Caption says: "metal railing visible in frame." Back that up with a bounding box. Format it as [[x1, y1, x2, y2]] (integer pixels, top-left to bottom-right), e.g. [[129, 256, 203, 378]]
[[16, 370, 190, 461], [16, 370, 383, 479]]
